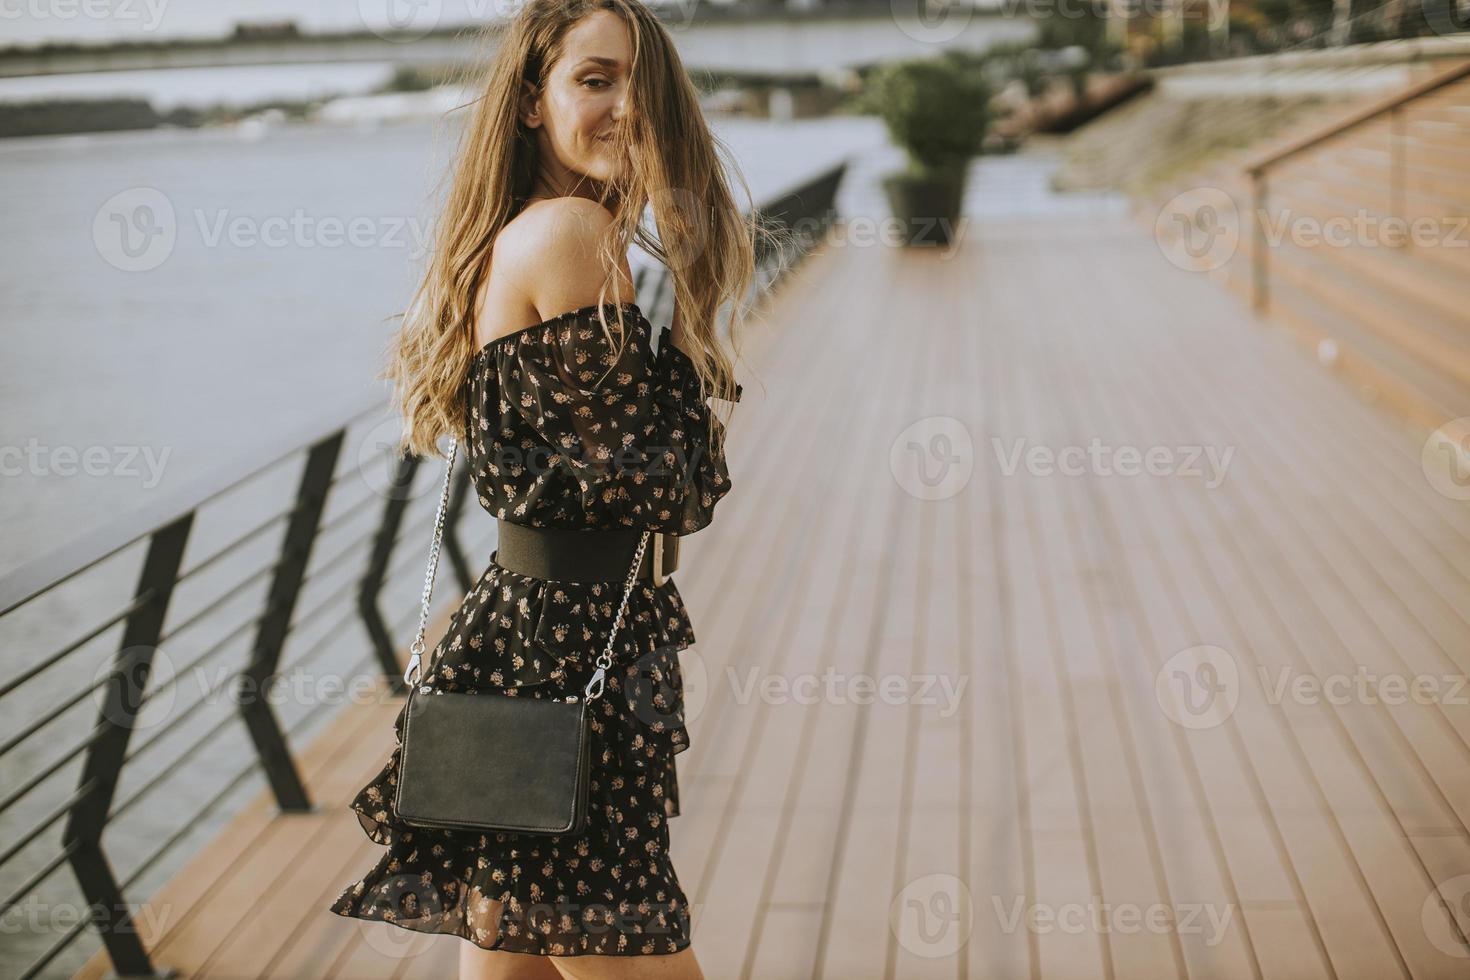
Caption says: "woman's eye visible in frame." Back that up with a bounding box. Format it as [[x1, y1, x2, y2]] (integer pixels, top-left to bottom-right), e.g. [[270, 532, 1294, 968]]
[[581, 77, 610, 89]]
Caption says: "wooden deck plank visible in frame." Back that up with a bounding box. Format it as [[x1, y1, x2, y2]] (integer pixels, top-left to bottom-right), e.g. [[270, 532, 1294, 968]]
[[188, 699, 410, 979], [658, 231, 911, 971], [991, 238, 1271, 980], [1009, 307, 1187, 977], [963, 259, 1034, 980], [890, 510, 971, 980], [669, 235, 890, 921], [1125, 466, 1414, 980], [265, 834, 401, 979], [1196, 423, 1470, 831], [689, 250, 907, 969], [804, 249, 941, 977], [873, 256, 968, 979], [674, 238, 878, 786], [1074, 234, 1420, 980], [73, 677, 397, 980], [747, 904, 824, 979], [1046, 239, 1346, 980], [987, 286, 1111, 978], [1127, 306, 1470, 978], [662, 245, 875, 954], [1078, 241, 1469, 977], [1167, 302, 1470, 796], [735, 251, 933, 978]]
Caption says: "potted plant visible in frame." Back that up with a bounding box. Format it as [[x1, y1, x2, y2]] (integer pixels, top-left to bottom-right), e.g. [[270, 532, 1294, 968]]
[[867, 55, 991, 247]]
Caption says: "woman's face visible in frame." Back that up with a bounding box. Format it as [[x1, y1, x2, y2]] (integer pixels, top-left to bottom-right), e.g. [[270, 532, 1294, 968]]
[[521, 11, 633, 193]]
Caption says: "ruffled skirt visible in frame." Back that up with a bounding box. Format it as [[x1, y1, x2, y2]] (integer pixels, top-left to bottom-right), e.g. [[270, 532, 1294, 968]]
[[327, 550, 696, 956]]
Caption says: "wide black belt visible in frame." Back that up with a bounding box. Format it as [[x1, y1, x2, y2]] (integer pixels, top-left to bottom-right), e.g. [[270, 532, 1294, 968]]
[[494, 520, 679, 584]]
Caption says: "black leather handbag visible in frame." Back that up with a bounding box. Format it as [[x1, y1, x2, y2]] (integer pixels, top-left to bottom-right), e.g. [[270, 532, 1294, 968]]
[[391, 437, 651, 836]]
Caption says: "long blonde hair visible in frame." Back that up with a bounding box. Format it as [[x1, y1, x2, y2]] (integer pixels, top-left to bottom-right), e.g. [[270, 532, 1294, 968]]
[[384, 0, 778, 460]]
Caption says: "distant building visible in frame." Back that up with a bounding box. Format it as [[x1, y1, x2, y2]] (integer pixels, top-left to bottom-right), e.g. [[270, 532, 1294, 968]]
[[231, 21, 301, 41]]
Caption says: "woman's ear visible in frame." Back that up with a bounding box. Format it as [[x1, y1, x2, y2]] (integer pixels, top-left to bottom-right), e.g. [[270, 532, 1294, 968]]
[[519, 79, 542, 129]]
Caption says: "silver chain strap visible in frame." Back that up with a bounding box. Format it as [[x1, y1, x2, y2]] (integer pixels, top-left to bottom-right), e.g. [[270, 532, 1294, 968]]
[[583, 527, 651, 701], [402, 437, 458, 688], [400, 435, 652, 704]]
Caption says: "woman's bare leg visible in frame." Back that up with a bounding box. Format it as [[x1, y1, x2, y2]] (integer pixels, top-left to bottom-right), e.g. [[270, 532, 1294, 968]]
[[455, 893, 563, 980], [453, 884, 702, 980], [458, 941, 564, 980], [547, 946, 704, 980]]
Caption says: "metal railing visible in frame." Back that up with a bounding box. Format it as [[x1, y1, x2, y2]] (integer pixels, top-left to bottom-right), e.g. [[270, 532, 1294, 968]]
[[0, 159, 845, 980], [1242, 57, 1470, 313]]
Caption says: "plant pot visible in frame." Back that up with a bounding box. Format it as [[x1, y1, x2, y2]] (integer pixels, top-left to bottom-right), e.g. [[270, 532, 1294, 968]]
[[881, 162, 969, 248]]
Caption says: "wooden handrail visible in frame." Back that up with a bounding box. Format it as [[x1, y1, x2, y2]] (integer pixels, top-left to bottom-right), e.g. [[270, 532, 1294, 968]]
[[1243, 58, 1470, 176]]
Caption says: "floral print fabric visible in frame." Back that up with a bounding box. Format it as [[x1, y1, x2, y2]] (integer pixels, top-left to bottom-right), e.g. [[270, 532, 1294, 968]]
[[328, 302, 737, 957], [471, 300, 738, 533]]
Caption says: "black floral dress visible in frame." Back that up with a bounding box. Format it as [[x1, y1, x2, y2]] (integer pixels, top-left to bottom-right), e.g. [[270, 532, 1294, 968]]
[[328, 302, 739, 957]]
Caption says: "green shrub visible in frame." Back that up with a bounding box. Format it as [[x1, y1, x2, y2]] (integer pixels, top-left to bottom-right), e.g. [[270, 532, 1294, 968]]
[[865, 56, 990, 175]]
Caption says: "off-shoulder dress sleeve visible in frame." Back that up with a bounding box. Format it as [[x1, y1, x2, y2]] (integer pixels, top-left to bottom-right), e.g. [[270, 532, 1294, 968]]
[[494, 303, 740, 534]]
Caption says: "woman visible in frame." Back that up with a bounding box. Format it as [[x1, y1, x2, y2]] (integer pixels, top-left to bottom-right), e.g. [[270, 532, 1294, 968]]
[[328, 0, 767, 976]]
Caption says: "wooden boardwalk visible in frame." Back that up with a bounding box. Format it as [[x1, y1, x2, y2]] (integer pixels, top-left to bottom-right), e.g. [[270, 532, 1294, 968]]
[[78, 201, 1470, 978]]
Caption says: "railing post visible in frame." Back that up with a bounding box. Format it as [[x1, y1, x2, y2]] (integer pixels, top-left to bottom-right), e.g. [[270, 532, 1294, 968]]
[[1251, 170, 1269, 314], [238, 433, 343, 813], [359, 452, 420, 692], [63, 514, 193, 979]]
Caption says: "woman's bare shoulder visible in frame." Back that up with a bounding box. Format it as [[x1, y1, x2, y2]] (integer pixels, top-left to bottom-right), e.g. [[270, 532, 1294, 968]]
[[497, 197, 617, 268], [476, 198, 633, 345]]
